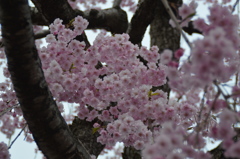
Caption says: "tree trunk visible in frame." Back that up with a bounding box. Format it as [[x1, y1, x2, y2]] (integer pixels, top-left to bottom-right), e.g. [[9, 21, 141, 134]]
[[0, 0, 90, 158], [150, 0, 181, 52]]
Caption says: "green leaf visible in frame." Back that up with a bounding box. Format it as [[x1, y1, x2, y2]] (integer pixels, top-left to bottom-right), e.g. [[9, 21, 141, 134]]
[[92, 127, 100, 134]]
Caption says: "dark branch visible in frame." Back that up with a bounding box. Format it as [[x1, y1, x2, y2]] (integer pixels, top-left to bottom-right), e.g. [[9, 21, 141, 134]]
[[31, 0, 90, 47], [127, 0, 158, 45], [30, 5, 128, 35], [150, 0, 181, 52], [182, 21, 202, 35], [113, 0, 122, 8], [0, 0, 91, 158], [82, 7, 128, 34], [34, 30, 50, 39], [31, 0, 76, 24], [30, 7, 48, 25]]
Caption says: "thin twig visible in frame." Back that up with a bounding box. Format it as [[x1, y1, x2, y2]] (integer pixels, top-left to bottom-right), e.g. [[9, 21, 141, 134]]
[[232, 0, 240, 13], [214, 81, 231, 102], [0, 104, 20, 118], [233, 73, 239, 111], [161, 0, 192, 49], [197, 86, 208, 124], [195, 86, 207, 149], [8, 124, 27, 149], [202, 89, 220, 129]]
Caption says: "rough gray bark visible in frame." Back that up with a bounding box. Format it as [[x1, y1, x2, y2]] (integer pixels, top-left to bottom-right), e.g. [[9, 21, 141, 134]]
[[0, 0, 91, 158], [122, 146, 142, 159], [150, 0, 182, 94], [69, 117, 105, 157], [150, 0, 181, 52], [0, 30, 50, 48]]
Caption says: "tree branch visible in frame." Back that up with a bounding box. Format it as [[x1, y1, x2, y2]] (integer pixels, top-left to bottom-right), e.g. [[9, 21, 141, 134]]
[[127, 0, 158, 45], [182, 21, 202, 35], [30, 7, 49, 25], [82, 6, 128, 34], [0, 0, 91, 158], [29, 5, 128, 35], [161, 0, 191, 49], [31, 0, 76, 24], [34, 30, 50, 39], [31, 0, 90, 47], [150, 0, 181, 52], [113, 0, 122, 8]]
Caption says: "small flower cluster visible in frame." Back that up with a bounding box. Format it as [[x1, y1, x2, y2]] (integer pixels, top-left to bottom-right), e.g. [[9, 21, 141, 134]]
[[168, 4, 240, 93], [142, 122, 210, 159], [210, 108, 240, 158], [0, 142, 10, 159], [169, 1, 198, 28], [178, 1, 198, 27], [97, 115, 152, 150], [39, 15, 170, 149]]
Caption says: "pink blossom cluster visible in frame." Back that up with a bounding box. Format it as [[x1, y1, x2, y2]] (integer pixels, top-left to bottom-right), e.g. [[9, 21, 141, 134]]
[[0, 142, 10, 159], [168, 4, 240, 93], [210, 108, 240, 158], [39, 16, 175, 149], [178, 1, 198, 27], [143, 122, 210, 159], [39, 15, 218, 155], [97, 115, 152, 150], [0, 2, 240, 158]]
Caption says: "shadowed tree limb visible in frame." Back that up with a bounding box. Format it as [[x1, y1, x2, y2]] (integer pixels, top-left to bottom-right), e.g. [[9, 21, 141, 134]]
[[30, 5, 128, 35], [30, 7, 49, 25], [31, 0, 90, 47], [113, 0, 122, 8], [182, 21, 202, 35], [34, 30, 50, 39], [82, 6, 128, 34], [0, 0, 91, 158], [31, 0, 77, 24], [127, 0, 158, 45]]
